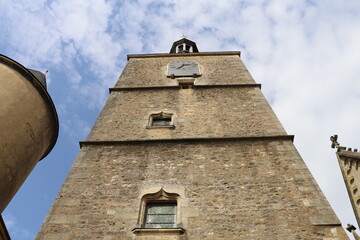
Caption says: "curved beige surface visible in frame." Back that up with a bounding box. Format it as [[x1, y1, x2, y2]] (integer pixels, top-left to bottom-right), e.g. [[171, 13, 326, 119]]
[[0, 55, 58, 212]]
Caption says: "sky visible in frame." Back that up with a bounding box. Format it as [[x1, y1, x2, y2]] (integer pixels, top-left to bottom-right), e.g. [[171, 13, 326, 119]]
[[1, 0, 360, 239]]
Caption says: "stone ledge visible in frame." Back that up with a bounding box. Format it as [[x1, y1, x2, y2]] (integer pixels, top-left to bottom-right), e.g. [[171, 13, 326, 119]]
[[146, 125, 176, 129], [80, 135, 294, 148], [109, 84, 261, 93], [132, 227, 185, 235], [338, 151, 360, 160], [127, 51, 241, 60], [310, 215, 342, 226]]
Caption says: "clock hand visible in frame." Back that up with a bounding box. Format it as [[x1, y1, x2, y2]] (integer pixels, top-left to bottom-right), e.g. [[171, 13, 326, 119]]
[[176, 63, 184, 69]]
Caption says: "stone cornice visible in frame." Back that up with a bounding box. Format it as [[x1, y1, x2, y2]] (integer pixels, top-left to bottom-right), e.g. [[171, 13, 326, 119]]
[[79, 135, 294, 148], [337, 151, 360, 161], [109, 84, 261, 93], [132, 227, 185, 234], [127, 51, 241, 60]]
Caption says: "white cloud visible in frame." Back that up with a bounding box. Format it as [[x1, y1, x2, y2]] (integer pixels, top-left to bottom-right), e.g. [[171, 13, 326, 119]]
[[60, 110, 92, 142], [1, 0, 122, 93]]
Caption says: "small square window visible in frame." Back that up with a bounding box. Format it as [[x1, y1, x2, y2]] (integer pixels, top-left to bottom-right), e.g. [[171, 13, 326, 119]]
[[144, 202, 176, 228], [179, 82, 193, 89], [178, 78, 195, 89]]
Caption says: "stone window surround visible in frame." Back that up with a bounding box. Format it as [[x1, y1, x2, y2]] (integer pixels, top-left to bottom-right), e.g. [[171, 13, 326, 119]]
[[144, 202, 177, 228], [178, 78, 195, 89], [146, 111, 175, 129], [132, 188, 185, 235]]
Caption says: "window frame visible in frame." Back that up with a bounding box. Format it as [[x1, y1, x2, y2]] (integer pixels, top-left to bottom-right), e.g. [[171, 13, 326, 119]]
[[132, 188, 185, 234], [151, 117, 172, 127], [144, 201, 177, 228], [178, 78, 195, 89], [146, 112, 175, 129]]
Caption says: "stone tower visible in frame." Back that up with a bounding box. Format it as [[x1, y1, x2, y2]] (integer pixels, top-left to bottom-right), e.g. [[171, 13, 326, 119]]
[[0, 55, 58, 240], [37, 39, 348, 239], [0, 55, 58, 212]]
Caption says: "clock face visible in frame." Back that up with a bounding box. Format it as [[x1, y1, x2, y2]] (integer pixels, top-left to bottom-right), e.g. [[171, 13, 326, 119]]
[[167, 60, 200, 77], [172, 61, 196, 70]]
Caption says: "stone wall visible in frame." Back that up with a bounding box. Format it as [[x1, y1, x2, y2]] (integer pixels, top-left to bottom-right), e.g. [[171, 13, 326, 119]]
[[116, 53, 254, 88], [36, 52, 348, 239], [37, 140, 347, 239], [87, 87, 286, 141]]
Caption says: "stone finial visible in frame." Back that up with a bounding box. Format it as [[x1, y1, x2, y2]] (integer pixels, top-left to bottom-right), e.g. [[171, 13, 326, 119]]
[[330, 135, 340, 149], [347, 224, 360, 240], [330, 135, 346, 152]]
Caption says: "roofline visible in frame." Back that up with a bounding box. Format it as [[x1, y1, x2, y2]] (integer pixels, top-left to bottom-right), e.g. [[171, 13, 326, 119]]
[[127, 51, 241, 60], [0, 54, 59, 161], [337, 151, 360, 160]]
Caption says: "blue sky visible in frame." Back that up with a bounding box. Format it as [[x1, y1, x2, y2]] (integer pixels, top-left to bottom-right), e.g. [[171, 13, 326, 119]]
[[1, 0, 360, 239]]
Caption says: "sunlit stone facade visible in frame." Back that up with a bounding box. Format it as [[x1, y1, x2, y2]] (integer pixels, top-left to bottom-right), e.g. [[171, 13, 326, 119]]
[[36, 39, 348, 239]]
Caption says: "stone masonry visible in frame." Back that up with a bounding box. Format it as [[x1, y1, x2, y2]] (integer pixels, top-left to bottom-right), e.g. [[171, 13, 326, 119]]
[[36, 45, 348, 239]]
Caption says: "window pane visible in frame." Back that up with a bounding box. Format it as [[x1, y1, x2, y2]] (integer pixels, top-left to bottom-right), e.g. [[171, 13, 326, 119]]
[[152, 118, 171, 126], [147, 204, 176, 214], [146, 214, 175, 223], [145, 203, 176, 228]]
